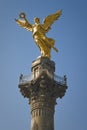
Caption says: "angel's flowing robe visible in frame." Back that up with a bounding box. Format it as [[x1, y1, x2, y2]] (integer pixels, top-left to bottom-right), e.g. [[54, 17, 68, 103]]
[[32, 23, 55, 58]]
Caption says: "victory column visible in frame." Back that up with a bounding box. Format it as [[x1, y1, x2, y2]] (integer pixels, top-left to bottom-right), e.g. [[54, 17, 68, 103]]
[[16, 10, 67, 130]]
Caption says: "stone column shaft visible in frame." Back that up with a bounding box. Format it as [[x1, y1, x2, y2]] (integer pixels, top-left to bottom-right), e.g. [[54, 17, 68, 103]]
[[18, 57, 67, 130]]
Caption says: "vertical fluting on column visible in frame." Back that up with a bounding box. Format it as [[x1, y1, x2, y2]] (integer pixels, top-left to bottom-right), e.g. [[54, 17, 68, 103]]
[[30, 99, 55, 130]]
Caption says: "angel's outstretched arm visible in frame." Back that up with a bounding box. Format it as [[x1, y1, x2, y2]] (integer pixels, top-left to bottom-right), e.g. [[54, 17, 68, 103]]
[[15, 13, 32, 32]]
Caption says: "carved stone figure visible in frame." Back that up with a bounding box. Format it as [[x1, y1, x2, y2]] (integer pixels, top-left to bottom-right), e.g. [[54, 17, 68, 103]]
[[15, 10, 62, 58]]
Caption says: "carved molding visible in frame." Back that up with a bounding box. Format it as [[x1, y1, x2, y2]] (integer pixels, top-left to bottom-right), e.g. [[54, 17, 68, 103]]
[[31, 108, 53, 118]]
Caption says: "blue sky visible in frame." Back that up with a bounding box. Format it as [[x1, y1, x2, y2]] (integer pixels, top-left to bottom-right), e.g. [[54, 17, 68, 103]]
[[0, 0, 87, 130]]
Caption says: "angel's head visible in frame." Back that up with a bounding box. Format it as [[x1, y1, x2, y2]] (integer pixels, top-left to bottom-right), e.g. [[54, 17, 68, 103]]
[[34, 18, 40, 24]]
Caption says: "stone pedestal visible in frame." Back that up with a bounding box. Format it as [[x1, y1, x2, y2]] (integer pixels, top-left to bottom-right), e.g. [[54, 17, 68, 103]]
[[18, 56, 67, 130]]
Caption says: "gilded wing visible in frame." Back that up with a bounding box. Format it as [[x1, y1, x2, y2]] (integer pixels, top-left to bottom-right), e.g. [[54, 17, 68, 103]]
[[15, 13, 32, 32], [42, 10, 62, 32]]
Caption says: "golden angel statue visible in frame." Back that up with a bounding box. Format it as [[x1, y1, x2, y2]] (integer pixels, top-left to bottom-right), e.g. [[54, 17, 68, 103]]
[[15, 10, 62, 58]]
